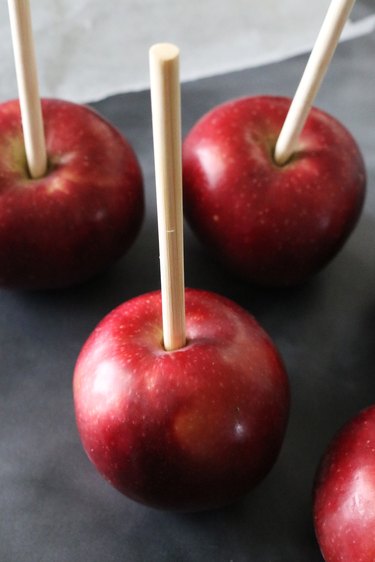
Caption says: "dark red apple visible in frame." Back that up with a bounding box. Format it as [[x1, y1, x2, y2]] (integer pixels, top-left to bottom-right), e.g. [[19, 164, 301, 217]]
[[73, 288, 289, 511], [314, 406, 375, 562], [183, 95, 365, 286], [0, 98, 143, 289]]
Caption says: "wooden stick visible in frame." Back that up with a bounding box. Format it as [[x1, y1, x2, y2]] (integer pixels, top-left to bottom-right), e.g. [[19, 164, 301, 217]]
[[8, 0, 47, 179], [149, 43, 186, 352], [274, 0, 356, 166]]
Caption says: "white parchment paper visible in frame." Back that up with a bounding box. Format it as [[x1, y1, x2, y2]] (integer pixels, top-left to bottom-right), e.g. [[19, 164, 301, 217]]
[[0, 0, 374, 103]]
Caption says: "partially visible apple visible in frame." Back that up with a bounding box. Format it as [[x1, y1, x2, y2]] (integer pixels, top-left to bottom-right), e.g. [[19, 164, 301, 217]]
[[73, 289, 289, 511], [0, 98, 144, 289], [314, 406, 375, 562], [183, 96, 365, 286]]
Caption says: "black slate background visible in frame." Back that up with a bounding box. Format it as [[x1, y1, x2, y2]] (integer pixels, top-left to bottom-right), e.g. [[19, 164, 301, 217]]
[[1, 4, 374, 561]]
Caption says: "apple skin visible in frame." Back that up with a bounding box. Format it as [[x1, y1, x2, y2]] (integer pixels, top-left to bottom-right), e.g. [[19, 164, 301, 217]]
[[314, 406, 375, 562], [182, 96, 366, 286], [0, 98, 144, 289], [73, 288, 290, 511]]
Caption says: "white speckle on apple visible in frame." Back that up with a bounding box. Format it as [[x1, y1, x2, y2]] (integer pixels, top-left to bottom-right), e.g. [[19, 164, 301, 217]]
[[57, 151, 75, 166], [94, 209, 107, 222], [46, 175, 68, 194], [234, 422, 246, 438], [146, 375, 157, 391]]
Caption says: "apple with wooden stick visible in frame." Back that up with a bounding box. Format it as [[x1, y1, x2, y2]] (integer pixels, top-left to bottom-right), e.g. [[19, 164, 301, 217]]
[[182, 0, 365, 286], [73, 44, 290, 511], [314, 406, 375, 562], [2, 0, 144, 289]]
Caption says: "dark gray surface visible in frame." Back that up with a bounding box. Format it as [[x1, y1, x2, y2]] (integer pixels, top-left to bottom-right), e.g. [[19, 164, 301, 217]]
[[1, 16, 375, 562]]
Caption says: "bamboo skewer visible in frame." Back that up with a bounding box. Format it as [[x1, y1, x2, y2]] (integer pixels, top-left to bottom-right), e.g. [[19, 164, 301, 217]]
[[8, 0, 47, 179], [274, 0, 356, 166], [149, 43, 186, 352]]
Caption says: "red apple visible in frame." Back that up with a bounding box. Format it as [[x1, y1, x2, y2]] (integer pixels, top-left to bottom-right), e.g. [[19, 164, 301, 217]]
[[73, 288, 289, 511], [0, 98, 143, 289], [182, 95, 365, 286], [314, 406, 375, 562]]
